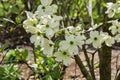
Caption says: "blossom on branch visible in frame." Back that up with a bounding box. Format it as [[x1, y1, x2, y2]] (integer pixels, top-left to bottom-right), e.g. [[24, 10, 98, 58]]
[[86, 31, 102, 48]]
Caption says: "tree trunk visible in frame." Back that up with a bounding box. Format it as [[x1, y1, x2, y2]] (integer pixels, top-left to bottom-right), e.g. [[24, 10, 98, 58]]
[[99, 44, 112, 80], [98, 0, 114, 80]]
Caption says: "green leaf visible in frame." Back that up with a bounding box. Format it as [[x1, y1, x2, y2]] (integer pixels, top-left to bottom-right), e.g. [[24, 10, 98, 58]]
[[0, 66, 5, 75], [45, 74, 53, 80], [3, 18, 15, 24], [15, 15, 22, 24]]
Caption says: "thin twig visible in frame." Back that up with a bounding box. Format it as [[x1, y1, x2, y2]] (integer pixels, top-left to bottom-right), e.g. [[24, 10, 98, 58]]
[[82, 45, 96, 80], [0, 50, 8, 64], [74, 55, 92, 80]]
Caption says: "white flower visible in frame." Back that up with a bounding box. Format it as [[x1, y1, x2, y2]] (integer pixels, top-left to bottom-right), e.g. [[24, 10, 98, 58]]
[[86, 31, 102, 48], [40, 15, 51, 24], [106, 2, 113, 8], [109, 20, 120, 35], [75, 31, 86, 40], [45, 4, 58, 15], [35, 5, 44, 17], [105, 2, 116, 18], [106, 2, 120, 18], [40, 0, 52, 6], [105, 36, 115, 46], [39, 15, 62, 38], [115, 34, 120, 42], [41, 38, 54, 57], [59, 35, 79, 55], [75, 35, 85, 48], [35, 0, 57, 17], [116, 1, 120, 13], [100, 32, 115, 47], [55, 50, 72, 66], [30, 34, 43, 47], [23, 11, 38, 34], [40, 24, 56, 38]]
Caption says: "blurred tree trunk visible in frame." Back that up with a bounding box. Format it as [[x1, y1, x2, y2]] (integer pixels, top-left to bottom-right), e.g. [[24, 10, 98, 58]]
[[98, 0, 115, 80], [99, 44, 112, 80]]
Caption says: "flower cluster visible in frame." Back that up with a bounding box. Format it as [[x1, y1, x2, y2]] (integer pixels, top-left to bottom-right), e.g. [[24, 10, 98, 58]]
[[109, 20, 120, 43], [23, 0, 120, 66], [23, 0, 62, 57], [106, 1, 120, 18], [86, 30, 115, 48]]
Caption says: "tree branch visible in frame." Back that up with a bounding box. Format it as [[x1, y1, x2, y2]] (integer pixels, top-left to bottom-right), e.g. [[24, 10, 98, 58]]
[[74, 55, 92, 80], [83, 45, 96, 80]]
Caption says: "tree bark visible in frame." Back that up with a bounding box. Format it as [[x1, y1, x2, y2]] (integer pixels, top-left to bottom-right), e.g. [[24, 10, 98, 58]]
[[99, 44, 112, 80], [98, 0, 114, 80], [74, 55, 92, 80]]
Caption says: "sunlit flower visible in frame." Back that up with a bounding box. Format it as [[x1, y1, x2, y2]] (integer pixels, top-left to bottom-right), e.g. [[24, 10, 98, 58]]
[[40, 0, 53, 6], [30, 34, 43, 47], [23, 11, 38, 34], [105, 36, 115, 47], [75, 31, 86, 40], [59, 35, 79, 55], [115, 34, 120, 42], [39, 15, 62, 38], [100, 32, 115, 47], [105, 2, 116, 18], [55, 50, 72, 66], [41, 38, 54, 57], [35, 0, 57, 17], [116, 1, 120, 13], [109, 20, 120, 35], [106, 2, 120, 18], [86, 31, 102, 48]]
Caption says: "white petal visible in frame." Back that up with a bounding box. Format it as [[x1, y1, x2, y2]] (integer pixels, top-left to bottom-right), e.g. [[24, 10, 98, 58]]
[[86, 38, 92, 44], [106, 2, 113, 8], [93, 41, 101, 48], [108, 11, 115, 18], [68, 46, 79, 55], [90, 31, 99, 38], [105, 37, 115, 46], [46, 28, 54, 38], [41, 0, 52, 6], [59, 41, 69, 50], [115, 34, 120, 42], [63, 56, 72, 66]]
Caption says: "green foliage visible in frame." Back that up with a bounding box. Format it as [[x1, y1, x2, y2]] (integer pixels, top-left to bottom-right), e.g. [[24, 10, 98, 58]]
[[0, 0, 24, 16], [4, 48, 28, 63], [34, 47, 63, 80], [0, 64, 20, 80]]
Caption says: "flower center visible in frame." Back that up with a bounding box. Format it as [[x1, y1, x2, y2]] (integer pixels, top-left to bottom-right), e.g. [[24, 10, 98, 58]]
[[111, 9, 114, 12], [63, 51, 67, 55], [70, 41, 74, 45], [37, 32, 41, 35], [42, 6, 45, 10], [46, 24, 49, 28], [94, 37, 97, 41], [116, 26, 119, 29], [49, 44, 52, 47], [80, 32, 83, 36]]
